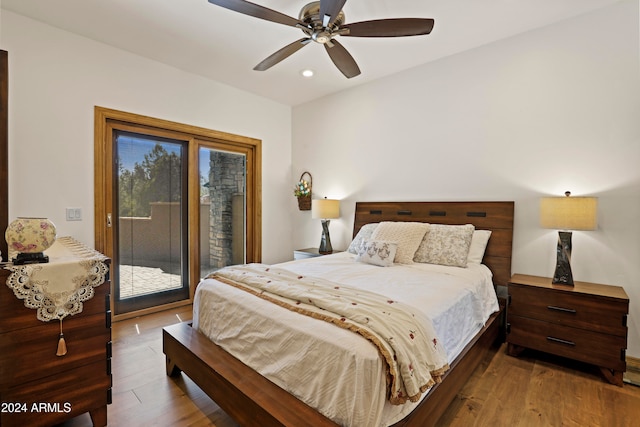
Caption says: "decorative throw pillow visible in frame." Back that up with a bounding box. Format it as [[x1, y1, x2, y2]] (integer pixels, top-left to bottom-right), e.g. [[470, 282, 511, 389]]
[[355, 240, 398, 267], [369, 222, 429, 264], [467, 230, 492, 264], [414, 224, 475, 267], [347, 223, 379, 254]]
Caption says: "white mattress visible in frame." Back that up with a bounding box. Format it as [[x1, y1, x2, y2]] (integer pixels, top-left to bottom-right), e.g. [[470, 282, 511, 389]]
[[193, 252, 499, 427]]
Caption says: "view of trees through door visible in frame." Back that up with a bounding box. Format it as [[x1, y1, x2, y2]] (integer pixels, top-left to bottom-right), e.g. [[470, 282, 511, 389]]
[[115, 132, 189, 313], [94, 107, 262, 318]]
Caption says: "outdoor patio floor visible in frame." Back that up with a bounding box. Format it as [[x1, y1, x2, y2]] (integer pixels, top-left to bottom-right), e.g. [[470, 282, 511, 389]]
[[119, 264, 182, 298], [118, 264, 215, 298]]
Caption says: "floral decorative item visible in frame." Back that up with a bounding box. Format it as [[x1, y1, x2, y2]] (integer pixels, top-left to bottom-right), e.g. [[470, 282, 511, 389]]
[[5, 217, 57, 264], [294, 171, 312, 211]]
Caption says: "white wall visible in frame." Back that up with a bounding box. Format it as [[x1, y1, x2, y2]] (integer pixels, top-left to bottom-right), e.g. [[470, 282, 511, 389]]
[[1, 10, 293, 264], [3, 1, 639, 356], [293, 1, 640, 356]]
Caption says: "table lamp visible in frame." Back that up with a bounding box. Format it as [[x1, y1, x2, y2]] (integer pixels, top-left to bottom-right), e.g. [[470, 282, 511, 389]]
[[312, 198, 340, 254], [540, 191, 597, 285]]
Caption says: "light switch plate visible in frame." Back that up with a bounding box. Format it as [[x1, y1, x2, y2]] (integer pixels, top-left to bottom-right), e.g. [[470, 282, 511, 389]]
[[66, 207, 82, 221]]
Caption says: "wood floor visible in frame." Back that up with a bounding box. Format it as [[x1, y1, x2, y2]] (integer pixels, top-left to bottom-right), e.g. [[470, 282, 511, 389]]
[[59, 306, 640, 427]]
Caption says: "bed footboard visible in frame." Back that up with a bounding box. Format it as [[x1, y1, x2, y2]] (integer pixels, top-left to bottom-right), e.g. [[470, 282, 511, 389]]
[[391, 307, 502, 426], [163, 305, 502, 427], [162, 322, 340, 427]]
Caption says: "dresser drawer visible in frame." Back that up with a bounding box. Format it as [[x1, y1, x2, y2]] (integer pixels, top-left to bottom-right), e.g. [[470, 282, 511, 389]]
[[509, 283, 627, 336], [0, 359, 111, 427], [508, 315, 626, 371], [0, 311, 111, 387], [0, 280, 110, 334]]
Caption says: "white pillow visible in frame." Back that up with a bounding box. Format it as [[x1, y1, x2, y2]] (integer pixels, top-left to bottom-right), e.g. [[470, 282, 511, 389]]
[[369, 222, 429, 264], [467, 230, 492, 264], [355, 240, 398, 267], [347, 223, 379, 254], [413, 224, 475, 268]]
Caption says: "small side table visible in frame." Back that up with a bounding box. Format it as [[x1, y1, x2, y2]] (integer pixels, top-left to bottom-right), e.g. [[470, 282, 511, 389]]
[[506, 273, 629, 386], [294, 248, 343, 260], [294, 248, 323, 260]]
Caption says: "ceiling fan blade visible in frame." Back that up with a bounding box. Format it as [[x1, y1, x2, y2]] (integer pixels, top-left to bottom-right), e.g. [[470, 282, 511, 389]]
[[341, 18, 435, 37], [208, 0, 303, 27], [319, 0, 347, 27], [324, 39, 360, 79], [254, 38, 311, 71]]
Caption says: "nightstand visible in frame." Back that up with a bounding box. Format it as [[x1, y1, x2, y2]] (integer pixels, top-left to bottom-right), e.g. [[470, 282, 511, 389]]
[[506, 274, 629, 386], [294, 248, 323, 260], [294, 248, 342, 260]]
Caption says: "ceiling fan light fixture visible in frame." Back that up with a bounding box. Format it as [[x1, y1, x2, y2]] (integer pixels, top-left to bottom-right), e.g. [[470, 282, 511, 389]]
[[312, 31, 331, 44], [207, 0, 434, 78]]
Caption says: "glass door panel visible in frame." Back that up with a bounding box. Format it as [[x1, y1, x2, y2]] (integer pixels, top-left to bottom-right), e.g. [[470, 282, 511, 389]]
[[199, 147, 246, 279], [114, 131, 189, 314]]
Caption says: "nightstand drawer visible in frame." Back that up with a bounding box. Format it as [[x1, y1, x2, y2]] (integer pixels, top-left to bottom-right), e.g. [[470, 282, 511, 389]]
[[509, 283, 627, 336], [508, 315, 626, 371]]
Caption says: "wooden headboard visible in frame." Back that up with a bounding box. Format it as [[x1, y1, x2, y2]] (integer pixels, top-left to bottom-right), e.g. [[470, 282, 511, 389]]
[[353, 201, 514, 289]]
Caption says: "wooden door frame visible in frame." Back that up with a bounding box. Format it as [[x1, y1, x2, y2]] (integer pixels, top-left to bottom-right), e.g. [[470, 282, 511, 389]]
[[1, 50, 8, 259], [94, 106, 262, 319]]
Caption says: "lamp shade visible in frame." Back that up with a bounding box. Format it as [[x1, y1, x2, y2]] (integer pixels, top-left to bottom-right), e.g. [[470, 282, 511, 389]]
[[540, 194, 597, 230], [312, 198, 340, 219]]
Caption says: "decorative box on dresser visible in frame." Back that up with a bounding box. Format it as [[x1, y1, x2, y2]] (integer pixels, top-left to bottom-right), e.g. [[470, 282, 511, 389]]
[[0, 255, 112, 426], [506, 274, 629, 386]]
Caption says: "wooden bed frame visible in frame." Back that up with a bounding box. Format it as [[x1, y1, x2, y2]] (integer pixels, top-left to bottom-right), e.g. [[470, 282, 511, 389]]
[[163, 201, 514, 427]]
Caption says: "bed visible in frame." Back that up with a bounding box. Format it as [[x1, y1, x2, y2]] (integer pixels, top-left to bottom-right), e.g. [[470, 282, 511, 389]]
[[163, 201, 514, 427]]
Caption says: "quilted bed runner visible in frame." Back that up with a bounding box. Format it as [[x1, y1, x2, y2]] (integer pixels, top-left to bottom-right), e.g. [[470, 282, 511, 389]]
[[210, 263, 449, 404]]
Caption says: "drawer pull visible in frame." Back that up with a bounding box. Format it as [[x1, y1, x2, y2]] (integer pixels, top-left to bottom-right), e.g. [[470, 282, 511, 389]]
[[547, 305, 577, 314], [547, 336, 576, 346]]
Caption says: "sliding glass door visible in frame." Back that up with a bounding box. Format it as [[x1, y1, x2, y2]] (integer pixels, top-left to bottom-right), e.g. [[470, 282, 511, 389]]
[[94, 106, 262, 318], [114, 131, 189, 313]]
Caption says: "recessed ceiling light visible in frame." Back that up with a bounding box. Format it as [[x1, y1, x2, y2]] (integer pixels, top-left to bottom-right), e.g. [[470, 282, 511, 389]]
[[301, 69, 314, 78]]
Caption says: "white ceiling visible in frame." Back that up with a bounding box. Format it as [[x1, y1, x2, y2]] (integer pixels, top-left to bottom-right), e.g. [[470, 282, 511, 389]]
[[1, 0, 623, 106]]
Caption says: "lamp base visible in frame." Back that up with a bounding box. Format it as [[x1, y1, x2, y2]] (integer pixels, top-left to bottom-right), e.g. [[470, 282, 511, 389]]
[[318, 219, 333, 255], [12, 252, 50, 265], [552, 231, 574, 285]]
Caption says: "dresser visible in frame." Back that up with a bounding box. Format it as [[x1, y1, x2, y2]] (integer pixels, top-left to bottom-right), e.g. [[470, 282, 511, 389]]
[[506, 274, 628, 386], [0, 249, 112, 426]]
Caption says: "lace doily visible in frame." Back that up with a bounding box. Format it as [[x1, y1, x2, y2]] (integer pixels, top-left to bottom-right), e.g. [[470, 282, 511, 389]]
[[4, 236, 109, 322]]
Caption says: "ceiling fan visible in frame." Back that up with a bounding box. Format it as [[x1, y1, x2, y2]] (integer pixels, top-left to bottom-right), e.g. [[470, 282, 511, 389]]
[[207, 0, 435, 78]]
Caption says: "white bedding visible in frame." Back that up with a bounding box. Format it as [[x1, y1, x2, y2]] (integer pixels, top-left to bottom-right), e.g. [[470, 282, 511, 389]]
[[193, 252, 499, 427]]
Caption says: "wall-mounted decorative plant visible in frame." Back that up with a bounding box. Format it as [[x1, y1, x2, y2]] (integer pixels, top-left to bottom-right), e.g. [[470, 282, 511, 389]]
[[294, 171, 312, 211]]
